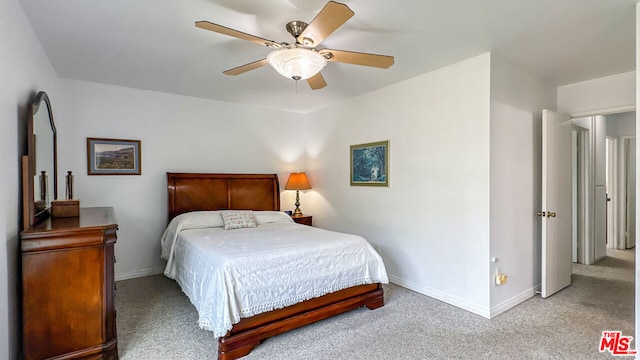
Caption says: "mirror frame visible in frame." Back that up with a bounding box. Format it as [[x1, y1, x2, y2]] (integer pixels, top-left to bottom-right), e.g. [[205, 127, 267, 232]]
[[23, 91, 57, 229]]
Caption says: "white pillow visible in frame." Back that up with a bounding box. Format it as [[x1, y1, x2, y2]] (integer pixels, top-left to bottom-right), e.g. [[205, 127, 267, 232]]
[[220, 210, 257, 230], [160, 211, 224, 260], [254, 211, 295, 225], [172, 211, 224, 230]]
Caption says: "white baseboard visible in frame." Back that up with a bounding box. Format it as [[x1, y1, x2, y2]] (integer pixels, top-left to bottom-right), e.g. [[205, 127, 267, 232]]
[[115, 267, 165, 281], [489, 286, 537, 318], [388, 274, 491, 318]]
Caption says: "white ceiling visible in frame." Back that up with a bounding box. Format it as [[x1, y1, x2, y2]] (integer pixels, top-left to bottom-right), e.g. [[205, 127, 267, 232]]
[[19, 0, 637, 113]]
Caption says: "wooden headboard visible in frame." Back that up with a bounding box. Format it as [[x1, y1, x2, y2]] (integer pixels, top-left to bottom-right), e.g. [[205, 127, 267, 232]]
[[166, 173, 280, 220]]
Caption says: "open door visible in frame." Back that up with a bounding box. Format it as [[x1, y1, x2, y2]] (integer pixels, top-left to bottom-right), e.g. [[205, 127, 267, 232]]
[[541, 109, 573, 298], [625, 138, 636, 248]]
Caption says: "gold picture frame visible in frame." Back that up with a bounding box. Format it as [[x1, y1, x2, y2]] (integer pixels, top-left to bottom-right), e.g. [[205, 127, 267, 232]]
[[350, 140, 389, 186]]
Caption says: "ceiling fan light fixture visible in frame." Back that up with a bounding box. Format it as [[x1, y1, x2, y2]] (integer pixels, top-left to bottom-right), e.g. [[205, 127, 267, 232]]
[[267, 47, 327, 80]]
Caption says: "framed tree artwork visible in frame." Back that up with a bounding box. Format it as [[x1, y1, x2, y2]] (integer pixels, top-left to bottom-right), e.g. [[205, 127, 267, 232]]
[[350, 140, 389, 186]]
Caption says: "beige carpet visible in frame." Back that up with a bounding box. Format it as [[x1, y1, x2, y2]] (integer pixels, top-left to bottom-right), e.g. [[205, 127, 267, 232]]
[[116, 248, 634, 359]]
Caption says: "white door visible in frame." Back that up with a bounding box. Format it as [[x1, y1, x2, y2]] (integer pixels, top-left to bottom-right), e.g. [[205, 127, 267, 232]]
[[625, 138, 636, 248], [541, 109, 573, 298], [605, 137, 615, 249]]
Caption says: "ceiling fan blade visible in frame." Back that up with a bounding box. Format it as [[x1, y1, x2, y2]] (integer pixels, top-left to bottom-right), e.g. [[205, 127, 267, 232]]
[[223, 58, 269, 76], [306, 72, 327, 90], [297, 1, 354, 46], [320, 49, 394, 68], [196, 21, 281, 48]]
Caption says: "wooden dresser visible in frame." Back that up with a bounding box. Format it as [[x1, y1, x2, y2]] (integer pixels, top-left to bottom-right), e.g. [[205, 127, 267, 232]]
[[21, 207, 118, 360]]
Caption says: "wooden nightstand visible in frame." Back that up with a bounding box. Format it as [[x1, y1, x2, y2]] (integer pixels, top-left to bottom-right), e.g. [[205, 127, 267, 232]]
[[292, 215, 313, 226]]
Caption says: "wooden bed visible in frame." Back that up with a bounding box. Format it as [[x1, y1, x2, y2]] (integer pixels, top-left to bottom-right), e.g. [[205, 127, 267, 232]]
[[166, 172, 385, 360]]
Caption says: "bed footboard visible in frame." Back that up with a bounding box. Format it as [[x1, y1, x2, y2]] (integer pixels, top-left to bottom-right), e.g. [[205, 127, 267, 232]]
[[218, 283, 384, 360]]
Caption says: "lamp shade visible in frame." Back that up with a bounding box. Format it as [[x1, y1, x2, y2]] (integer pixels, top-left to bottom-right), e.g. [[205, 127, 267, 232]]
[[267, 48, 327, 80], [285, 172, 312, 190]]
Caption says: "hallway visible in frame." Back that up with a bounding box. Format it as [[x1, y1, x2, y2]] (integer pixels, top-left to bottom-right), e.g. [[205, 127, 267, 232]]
[[570, 248, 634, 336]]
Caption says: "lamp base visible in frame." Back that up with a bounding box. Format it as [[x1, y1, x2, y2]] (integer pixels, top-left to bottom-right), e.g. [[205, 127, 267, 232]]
[[292, 190, 303, 217]]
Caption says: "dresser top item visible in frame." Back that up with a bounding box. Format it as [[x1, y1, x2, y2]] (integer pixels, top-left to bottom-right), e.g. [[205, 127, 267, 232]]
[[21, 206, 117, 240]]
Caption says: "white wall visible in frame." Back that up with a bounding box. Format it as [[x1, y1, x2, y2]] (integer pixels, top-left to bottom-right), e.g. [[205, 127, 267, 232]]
[[606, 111, 636, 137], [304, 53, 493, 316], [489, 55, 557, 315], [56, 79, 306, 280], [0, 0, 59, 358], [557, 71, 635, 116]]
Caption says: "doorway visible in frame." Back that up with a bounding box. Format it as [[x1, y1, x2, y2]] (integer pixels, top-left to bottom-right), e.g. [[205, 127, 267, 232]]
[[541, 109, 636, 297], [607, 112, 636, 251], [572, 111, 636, 265]]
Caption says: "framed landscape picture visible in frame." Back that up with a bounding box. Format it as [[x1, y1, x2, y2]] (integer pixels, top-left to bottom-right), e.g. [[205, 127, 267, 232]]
[[350, 140, 389, 186], [87, 138, 141, 175]]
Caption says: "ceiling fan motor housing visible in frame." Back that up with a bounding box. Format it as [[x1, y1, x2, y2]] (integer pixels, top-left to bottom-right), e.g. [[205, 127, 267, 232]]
[[286, 21, 316, 46], [286, 21, 308, 38]]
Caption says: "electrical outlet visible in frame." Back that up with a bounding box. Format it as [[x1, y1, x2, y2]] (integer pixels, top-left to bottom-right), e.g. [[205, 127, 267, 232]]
[[495, 274, 508, 285]]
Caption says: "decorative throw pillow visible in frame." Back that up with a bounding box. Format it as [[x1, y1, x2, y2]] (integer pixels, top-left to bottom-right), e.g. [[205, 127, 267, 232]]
[[219, 210, 256, 230]]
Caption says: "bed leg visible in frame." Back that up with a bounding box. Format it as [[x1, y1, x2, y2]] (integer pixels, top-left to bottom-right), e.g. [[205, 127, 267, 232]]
[[365, 287, 385, 310], [366, 299, 384, 310], [218, 338, 260, 360]]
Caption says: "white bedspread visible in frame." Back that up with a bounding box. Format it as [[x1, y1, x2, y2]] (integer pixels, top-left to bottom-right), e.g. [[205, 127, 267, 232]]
[[161, 211, 388, 338]]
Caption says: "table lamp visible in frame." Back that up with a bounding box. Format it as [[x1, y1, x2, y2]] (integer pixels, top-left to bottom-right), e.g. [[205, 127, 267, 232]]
[[285, 172, 312, 217]]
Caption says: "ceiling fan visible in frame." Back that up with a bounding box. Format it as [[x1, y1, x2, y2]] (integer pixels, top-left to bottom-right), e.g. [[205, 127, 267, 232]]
[[195, 1, 394, 90]]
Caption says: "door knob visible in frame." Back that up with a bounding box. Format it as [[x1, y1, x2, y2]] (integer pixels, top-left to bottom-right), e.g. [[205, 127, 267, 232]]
[[548, 211, 557, 218], [537, 211, 546, 217]]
